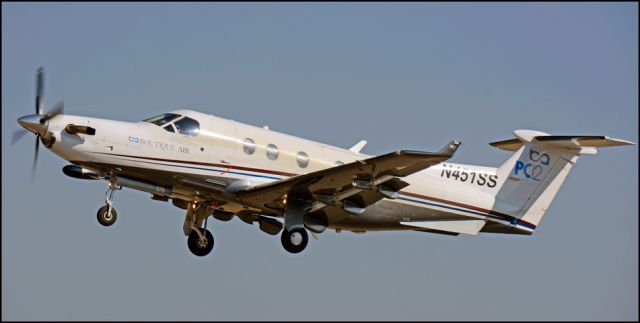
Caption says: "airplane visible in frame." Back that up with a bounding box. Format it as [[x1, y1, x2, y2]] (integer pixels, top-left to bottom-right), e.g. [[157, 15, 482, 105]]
[[11, 67, 635, 257]]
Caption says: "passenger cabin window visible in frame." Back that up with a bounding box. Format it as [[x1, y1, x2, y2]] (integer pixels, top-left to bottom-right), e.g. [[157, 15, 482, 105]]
[[335, 161, 344, 166], [243, 138, 256, 155], [266, 144, 279, 160], [297, 151, 309, 168], [143, 113, 181, 126], [174, 117, 200, 137]]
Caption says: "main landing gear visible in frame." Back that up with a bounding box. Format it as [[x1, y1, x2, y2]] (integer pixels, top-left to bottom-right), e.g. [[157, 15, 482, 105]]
[[184, 202, 214, 257], [187, 227, 214, 257], [97, 184, 120, 226], [280, 197, 310, 254], [94, 179, 309, 255], [281, 227, 309, 254]]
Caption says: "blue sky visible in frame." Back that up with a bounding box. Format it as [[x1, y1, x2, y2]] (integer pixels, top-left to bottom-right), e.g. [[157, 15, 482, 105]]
[[2, 3, 637, 320]]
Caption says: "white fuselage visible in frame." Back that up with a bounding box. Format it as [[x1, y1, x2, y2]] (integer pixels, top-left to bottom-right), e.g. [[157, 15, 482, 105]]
[[46, 109, 515, 233]]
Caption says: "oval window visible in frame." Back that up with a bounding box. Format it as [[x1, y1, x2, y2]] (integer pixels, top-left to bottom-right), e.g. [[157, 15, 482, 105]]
[[266, 144, 279, 160], [243, 138, 256, 155], [297, 151, 309, 168], [335, 160, 344, 166]]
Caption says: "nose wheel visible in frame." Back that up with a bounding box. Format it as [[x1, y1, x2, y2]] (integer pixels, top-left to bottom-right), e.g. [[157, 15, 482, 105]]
[[281, 227, 308, 254], [97, 185, 119, 226], [97, 205, 117, 226]]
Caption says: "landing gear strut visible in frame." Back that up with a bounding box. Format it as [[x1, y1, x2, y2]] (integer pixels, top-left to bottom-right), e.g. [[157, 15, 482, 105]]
[[281, 197, 310, 254], [281, 227, 308, 254], [97, 184, 119, 226]]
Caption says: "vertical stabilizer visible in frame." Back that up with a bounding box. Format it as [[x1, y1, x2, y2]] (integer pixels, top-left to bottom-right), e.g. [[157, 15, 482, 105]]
[[489, 130, 634, 228]]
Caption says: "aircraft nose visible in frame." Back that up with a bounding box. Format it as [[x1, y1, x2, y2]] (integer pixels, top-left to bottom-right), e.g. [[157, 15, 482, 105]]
[[17, 114, 46, 135]]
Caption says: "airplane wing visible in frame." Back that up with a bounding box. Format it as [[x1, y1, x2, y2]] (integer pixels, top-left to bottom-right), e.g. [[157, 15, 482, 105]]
[[235, 140, 461, 215]]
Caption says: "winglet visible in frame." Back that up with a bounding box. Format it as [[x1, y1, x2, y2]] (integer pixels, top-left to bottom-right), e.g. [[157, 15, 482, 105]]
[[438, 140, 461, 156], [349, 140, 368, 153]]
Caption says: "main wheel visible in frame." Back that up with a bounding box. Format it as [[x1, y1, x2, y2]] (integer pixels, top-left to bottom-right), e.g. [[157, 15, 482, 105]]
[[188, 229, 214, 257], [97, 205, 117, 226], [281, 228, 308, 254]]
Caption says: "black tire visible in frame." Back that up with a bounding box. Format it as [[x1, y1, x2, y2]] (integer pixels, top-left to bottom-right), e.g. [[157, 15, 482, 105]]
[[281, 227, 308, 254], [97, 205, 117, 226], [188, 229, 214, 257]]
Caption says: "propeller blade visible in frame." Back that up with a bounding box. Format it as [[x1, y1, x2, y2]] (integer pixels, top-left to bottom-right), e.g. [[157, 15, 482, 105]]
[[42, 102, 64, 122], [36, 67, 44, 115], [11, 129, 28, 145], [31, 135, 40, 182]]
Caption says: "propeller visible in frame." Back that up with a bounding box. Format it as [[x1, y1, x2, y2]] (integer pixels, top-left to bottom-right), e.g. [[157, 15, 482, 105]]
[[32, 136, 39, 182], [36, 66, 44, 115], [12, 67, 64, 181], [11, 129, 28, 145]]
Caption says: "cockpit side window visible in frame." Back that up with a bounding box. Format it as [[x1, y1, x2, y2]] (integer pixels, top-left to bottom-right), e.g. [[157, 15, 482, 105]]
[[143, 113, 181, 126], [163, 124, 175, 133], [174, 117, 200, 136]]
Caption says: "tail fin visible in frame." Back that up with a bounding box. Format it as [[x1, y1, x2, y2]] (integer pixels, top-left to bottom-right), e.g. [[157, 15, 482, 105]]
[[489, 130, 634, 230]]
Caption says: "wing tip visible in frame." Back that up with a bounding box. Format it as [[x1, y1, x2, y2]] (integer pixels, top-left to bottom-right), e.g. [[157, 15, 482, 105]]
[[609, 137, 636, 146], [438, 140, 461, 156], [397, 140, 461, 157]]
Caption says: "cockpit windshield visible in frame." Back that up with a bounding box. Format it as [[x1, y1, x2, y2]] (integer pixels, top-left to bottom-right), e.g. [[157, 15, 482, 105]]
[[143, 113, 181, 126], [143, 113, 200, 137]]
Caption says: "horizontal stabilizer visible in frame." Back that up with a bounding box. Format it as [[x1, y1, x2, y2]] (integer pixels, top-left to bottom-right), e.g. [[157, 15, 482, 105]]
[[533, 135, 635, 148], [490, 138, 523, 151], [400, 219, 485, 235], [490, 129, 635, 153]]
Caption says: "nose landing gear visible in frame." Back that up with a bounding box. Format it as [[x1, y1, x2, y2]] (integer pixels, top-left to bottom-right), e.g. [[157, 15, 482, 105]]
[[97, 184, 120, 226], [97, 204, 117, 226]]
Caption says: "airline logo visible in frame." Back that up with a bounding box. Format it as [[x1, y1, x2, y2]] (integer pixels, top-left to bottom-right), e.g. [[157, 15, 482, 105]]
[[128, 136, 191, 154], [513, 148, 550, 181]]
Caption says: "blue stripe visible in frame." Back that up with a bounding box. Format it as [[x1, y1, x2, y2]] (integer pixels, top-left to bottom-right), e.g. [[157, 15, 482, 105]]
[[398, 197, 534, 231], [398, 197, 495, 219], [116, 157, 283, 181]]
